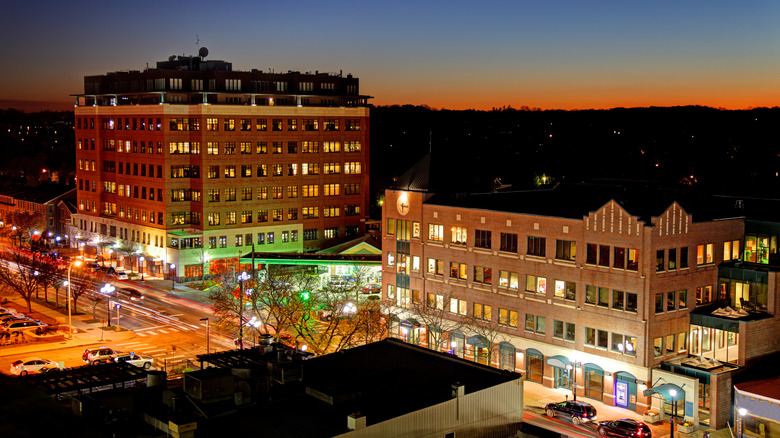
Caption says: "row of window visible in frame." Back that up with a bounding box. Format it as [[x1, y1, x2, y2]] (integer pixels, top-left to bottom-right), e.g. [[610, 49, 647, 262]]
[[79, 200, 164, 226], [582, 327, 640, 356], [202, 163, 361, 178], [79, 179, 164, 202], [88, 117, 362, 132], [204, 205, 356, 225], [83, 160, 165, 178], [652, 332, 691, 358], [201, 225, 356, 248], [392, 219, 741, 272], [654, 290, 689, 313], [204, 141, 362, 155]]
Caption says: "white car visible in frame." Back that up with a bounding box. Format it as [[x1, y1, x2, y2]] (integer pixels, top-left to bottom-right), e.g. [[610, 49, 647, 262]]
[[10, 357, 59, 375], [115, 272, 129, 280], [112, 352, 154, 369]]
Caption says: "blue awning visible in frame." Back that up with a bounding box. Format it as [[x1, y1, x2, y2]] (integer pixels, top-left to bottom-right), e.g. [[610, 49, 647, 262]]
[[466, 335, 488, 348], [643, 383, 684, 401], [546, 355, 571, 369]]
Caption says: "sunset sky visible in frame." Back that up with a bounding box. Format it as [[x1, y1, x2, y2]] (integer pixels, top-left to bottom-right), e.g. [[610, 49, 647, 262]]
[[2, 0, 779, 111]]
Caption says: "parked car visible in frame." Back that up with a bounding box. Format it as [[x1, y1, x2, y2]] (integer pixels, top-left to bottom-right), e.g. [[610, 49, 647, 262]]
[[1, 320, 47, 332], [112, 352, 154, 369], [0, 314, 28, 324], [118, 287, 144, 301], [10, 357, 58, 376], [597, 419, 652, 438], [87, 263, 101, 272], [83, 346, 120, 365], [545, 400, 598, 424], [115, 272, 129, 280], [360, 284, 381, 294], [99, 266, 116, 275]]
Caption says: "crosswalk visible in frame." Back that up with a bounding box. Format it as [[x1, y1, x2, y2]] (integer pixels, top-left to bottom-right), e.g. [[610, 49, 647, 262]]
[[114, 340, 198, 370], [133, 321, 206, 337]]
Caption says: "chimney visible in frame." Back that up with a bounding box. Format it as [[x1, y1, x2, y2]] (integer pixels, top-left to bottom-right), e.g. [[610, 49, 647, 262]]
[[451, 382, 464, 398], [348, 412, 366, 430]]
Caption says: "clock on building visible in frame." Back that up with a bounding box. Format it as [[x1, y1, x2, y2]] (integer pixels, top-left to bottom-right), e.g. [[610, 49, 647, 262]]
[[396, 194, 410, 215]]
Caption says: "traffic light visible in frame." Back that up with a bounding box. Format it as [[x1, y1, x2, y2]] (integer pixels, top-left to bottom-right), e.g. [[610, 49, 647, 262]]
[[300, 290, 311, 301]]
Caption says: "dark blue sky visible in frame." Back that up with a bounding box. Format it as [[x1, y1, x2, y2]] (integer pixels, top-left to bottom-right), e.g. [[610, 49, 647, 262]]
[[2, 0, 778, 110]]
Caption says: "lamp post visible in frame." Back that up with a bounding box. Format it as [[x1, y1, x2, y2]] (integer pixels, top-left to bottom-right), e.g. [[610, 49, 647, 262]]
[[669, 389, 678, 438], [737, 407, 747, 438], [115, 303, 121, 331], [567, 360, 580, 401], [237, 271, 250, 349], [199, 317, 210, 354], [170, 264, 176, 291], [100, 283, 115, 326], [139, 257, 145, 280], [66, 260, 83, 340]]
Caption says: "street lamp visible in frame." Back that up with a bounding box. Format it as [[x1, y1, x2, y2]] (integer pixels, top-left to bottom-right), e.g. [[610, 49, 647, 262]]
[[100, 283, 115, 326], [669, 389, 678, 438], [738, 407, 747, 438], [567, 360, 581, 401], [139, 257, 145, 280], [199, 317, 210, 354], [66, 260, 83, 340], [237, 271, 251, 349], [170, 264, 175, 290], [115, 303, 121, 331]]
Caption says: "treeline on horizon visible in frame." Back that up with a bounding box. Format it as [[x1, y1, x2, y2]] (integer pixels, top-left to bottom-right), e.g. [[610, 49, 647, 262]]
[[369, 105, 780, 207], [0, 106, 778, 215]]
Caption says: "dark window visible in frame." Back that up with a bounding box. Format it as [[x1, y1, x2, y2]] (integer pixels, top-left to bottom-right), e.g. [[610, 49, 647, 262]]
[[668, 248, 677, 270], [527, 236, 546, 257], [500, 233, 518, 253], [474, 230, 491, 249], [656, 250, 665, 272], [599, 245, 610, 267], [679, 247, 689, 269], [613, 247, 625, 269], [587, 244, 598, 264]]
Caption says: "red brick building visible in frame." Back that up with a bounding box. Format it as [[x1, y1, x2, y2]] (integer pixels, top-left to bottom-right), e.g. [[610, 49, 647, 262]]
[[381, 154, 780, 428], [72, 52, 370, 280]]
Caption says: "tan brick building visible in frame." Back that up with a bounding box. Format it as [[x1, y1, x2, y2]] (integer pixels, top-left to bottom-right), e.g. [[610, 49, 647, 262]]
[[72, 52, 370, 280], [381, 155, 780, 429]]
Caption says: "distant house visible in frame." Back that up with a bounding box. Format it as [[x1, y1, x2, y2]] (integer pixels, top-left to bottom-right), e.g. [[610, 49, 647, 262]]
[[0, 183, 76, 245]]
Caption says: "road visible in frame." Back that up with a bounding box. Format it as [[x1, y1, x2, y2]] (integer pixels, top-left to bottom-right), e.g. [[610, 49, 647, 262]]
[[0, 266, 238, 375]]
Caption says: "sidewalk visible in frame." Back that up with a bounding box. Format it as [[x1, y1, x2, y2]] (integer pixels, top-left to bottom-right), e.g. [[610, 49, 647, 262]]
[[0, 274, 214, 359], [522, 381, 730, 438]]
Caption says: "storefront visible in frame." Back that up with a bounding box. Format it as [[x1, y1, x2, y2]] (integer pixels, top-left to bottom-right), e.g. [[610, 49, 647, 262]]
[[546, 355, 571, 389], [584, 363, 605, 401], [498, 342, 517, 371], [467, 335, 490, 365], [614, 371, 639, 411], [526, 348, 544, 384]]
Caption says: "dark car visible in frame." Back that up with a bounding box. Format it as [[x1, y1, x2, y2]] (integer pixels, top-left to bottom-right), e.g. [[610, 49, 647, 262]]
[[118, 287, 144, 301], [597, 419, 652, 438], [545, 400, 598, 424]]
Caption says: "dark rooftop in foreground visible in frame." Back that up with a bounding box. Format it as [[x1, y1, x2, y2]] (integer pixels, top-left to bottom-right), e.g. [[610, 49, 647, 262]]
[[202, 338, 520, 437]]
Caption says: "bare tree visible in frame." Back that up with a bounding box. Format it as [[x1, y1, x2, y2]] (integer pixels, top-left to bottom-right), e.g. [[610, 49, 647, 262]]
[[3, 211, 46, 249], [404, 289, 464, 352], [0, 250, 46, 312], [66, 268, 94, 314], [461, 308, 510, 366], [34, 258, 65, 304]]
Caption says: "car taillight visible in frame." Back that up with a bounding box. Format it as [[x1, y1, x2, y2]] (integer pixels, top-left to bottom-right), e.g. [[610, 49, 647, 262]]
[[637, 429, 643, 436]]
